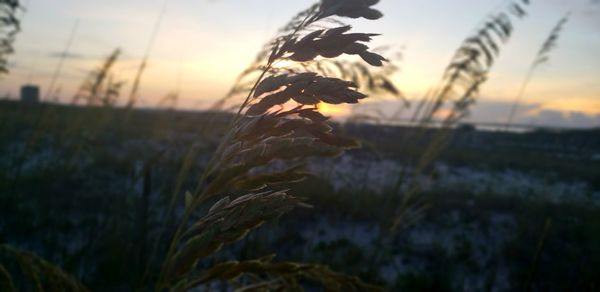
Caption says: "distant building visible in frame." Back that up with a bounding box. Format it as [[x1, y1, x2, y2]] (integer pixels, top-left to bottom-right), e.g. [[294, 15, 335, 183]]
[[20, 85, 40, 104]]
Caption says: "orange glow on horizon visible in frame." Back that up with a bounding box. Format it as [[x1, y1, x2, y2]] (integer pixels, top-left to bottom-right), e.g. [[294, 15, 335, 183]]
[[527, 98, 600, 116], [432, 108, 453, 120]]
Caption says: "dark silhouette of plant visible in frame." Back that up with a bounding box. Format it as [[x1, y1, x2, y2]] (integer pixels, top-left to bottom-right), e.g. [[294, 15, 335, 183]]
[[505, 12, 570, 129], [0, 0, 394, 291], [0, 0, 21, 75], [418, 0, 531, 126], [126, 0, 169, 108], [0, 245, 89, 291], [212, 1, 403, 112], [157, 0, 388, 290], [44, 20, 79, 102], [72, 49, 125, 107], [393, 0, 532, 231]]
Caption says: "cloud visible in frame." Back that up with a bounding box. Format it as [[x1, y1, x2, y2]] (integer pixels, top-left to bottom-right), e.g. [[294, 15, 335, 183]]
[[524, 110, 600, 128], [47, 51, 88, 60], [352, 99, 600, 128], [473, 101, 600, 128]]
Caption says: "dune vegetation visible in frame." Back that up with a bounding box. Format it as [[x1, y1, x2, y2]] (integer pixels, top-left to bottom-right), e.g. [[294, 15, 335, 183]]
[[1, 0, 599, 291]]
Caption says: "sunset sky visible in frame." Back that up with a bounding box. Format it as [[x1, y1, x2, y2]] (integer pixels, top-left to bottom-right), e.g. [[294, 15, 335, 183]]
[[1, 0, 599, 128]]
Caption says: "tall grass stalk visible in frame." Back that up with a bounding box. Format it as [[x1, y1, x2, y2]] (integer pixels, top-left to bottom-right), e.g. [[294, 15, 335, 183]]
[[126, 0, 169, 108], [526, 217, 552, 289], [10, 18, 83, 189], [155, 1, 389, 290], [504, 13, 570, 129], [391, 0, 532, 231], [44, 19, 79, 101], [212, 4, 402, 113], [63, 49, 124, 170]]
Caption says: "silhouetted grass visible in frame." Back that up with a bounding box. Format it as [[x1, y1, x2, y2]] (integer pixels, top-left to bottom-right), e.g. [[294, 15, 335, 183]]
[[0, 0, 597, 291]]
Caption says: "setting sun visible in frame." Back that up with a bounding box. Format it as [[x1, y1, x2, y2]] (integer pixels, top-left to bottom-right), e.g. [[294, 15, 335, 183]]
[[318, 102, 351, 119]]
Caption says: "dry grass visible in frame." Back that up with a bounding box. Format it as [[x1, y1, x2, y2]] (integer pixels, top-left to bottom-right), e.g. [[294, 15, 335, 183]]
[[1, 0, 576, 290], [157, 1, 389, 290], [72, 49, 124, 107], [392, 0, 532, 231], [126, 0, 169, 109], [212, 2, 402, 113], [0, 245, 89, 292], [171, 255, 381, 291], [417, 0, 531, 126], [505, 12, 570, 128], [0, 0, 21, 75]]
